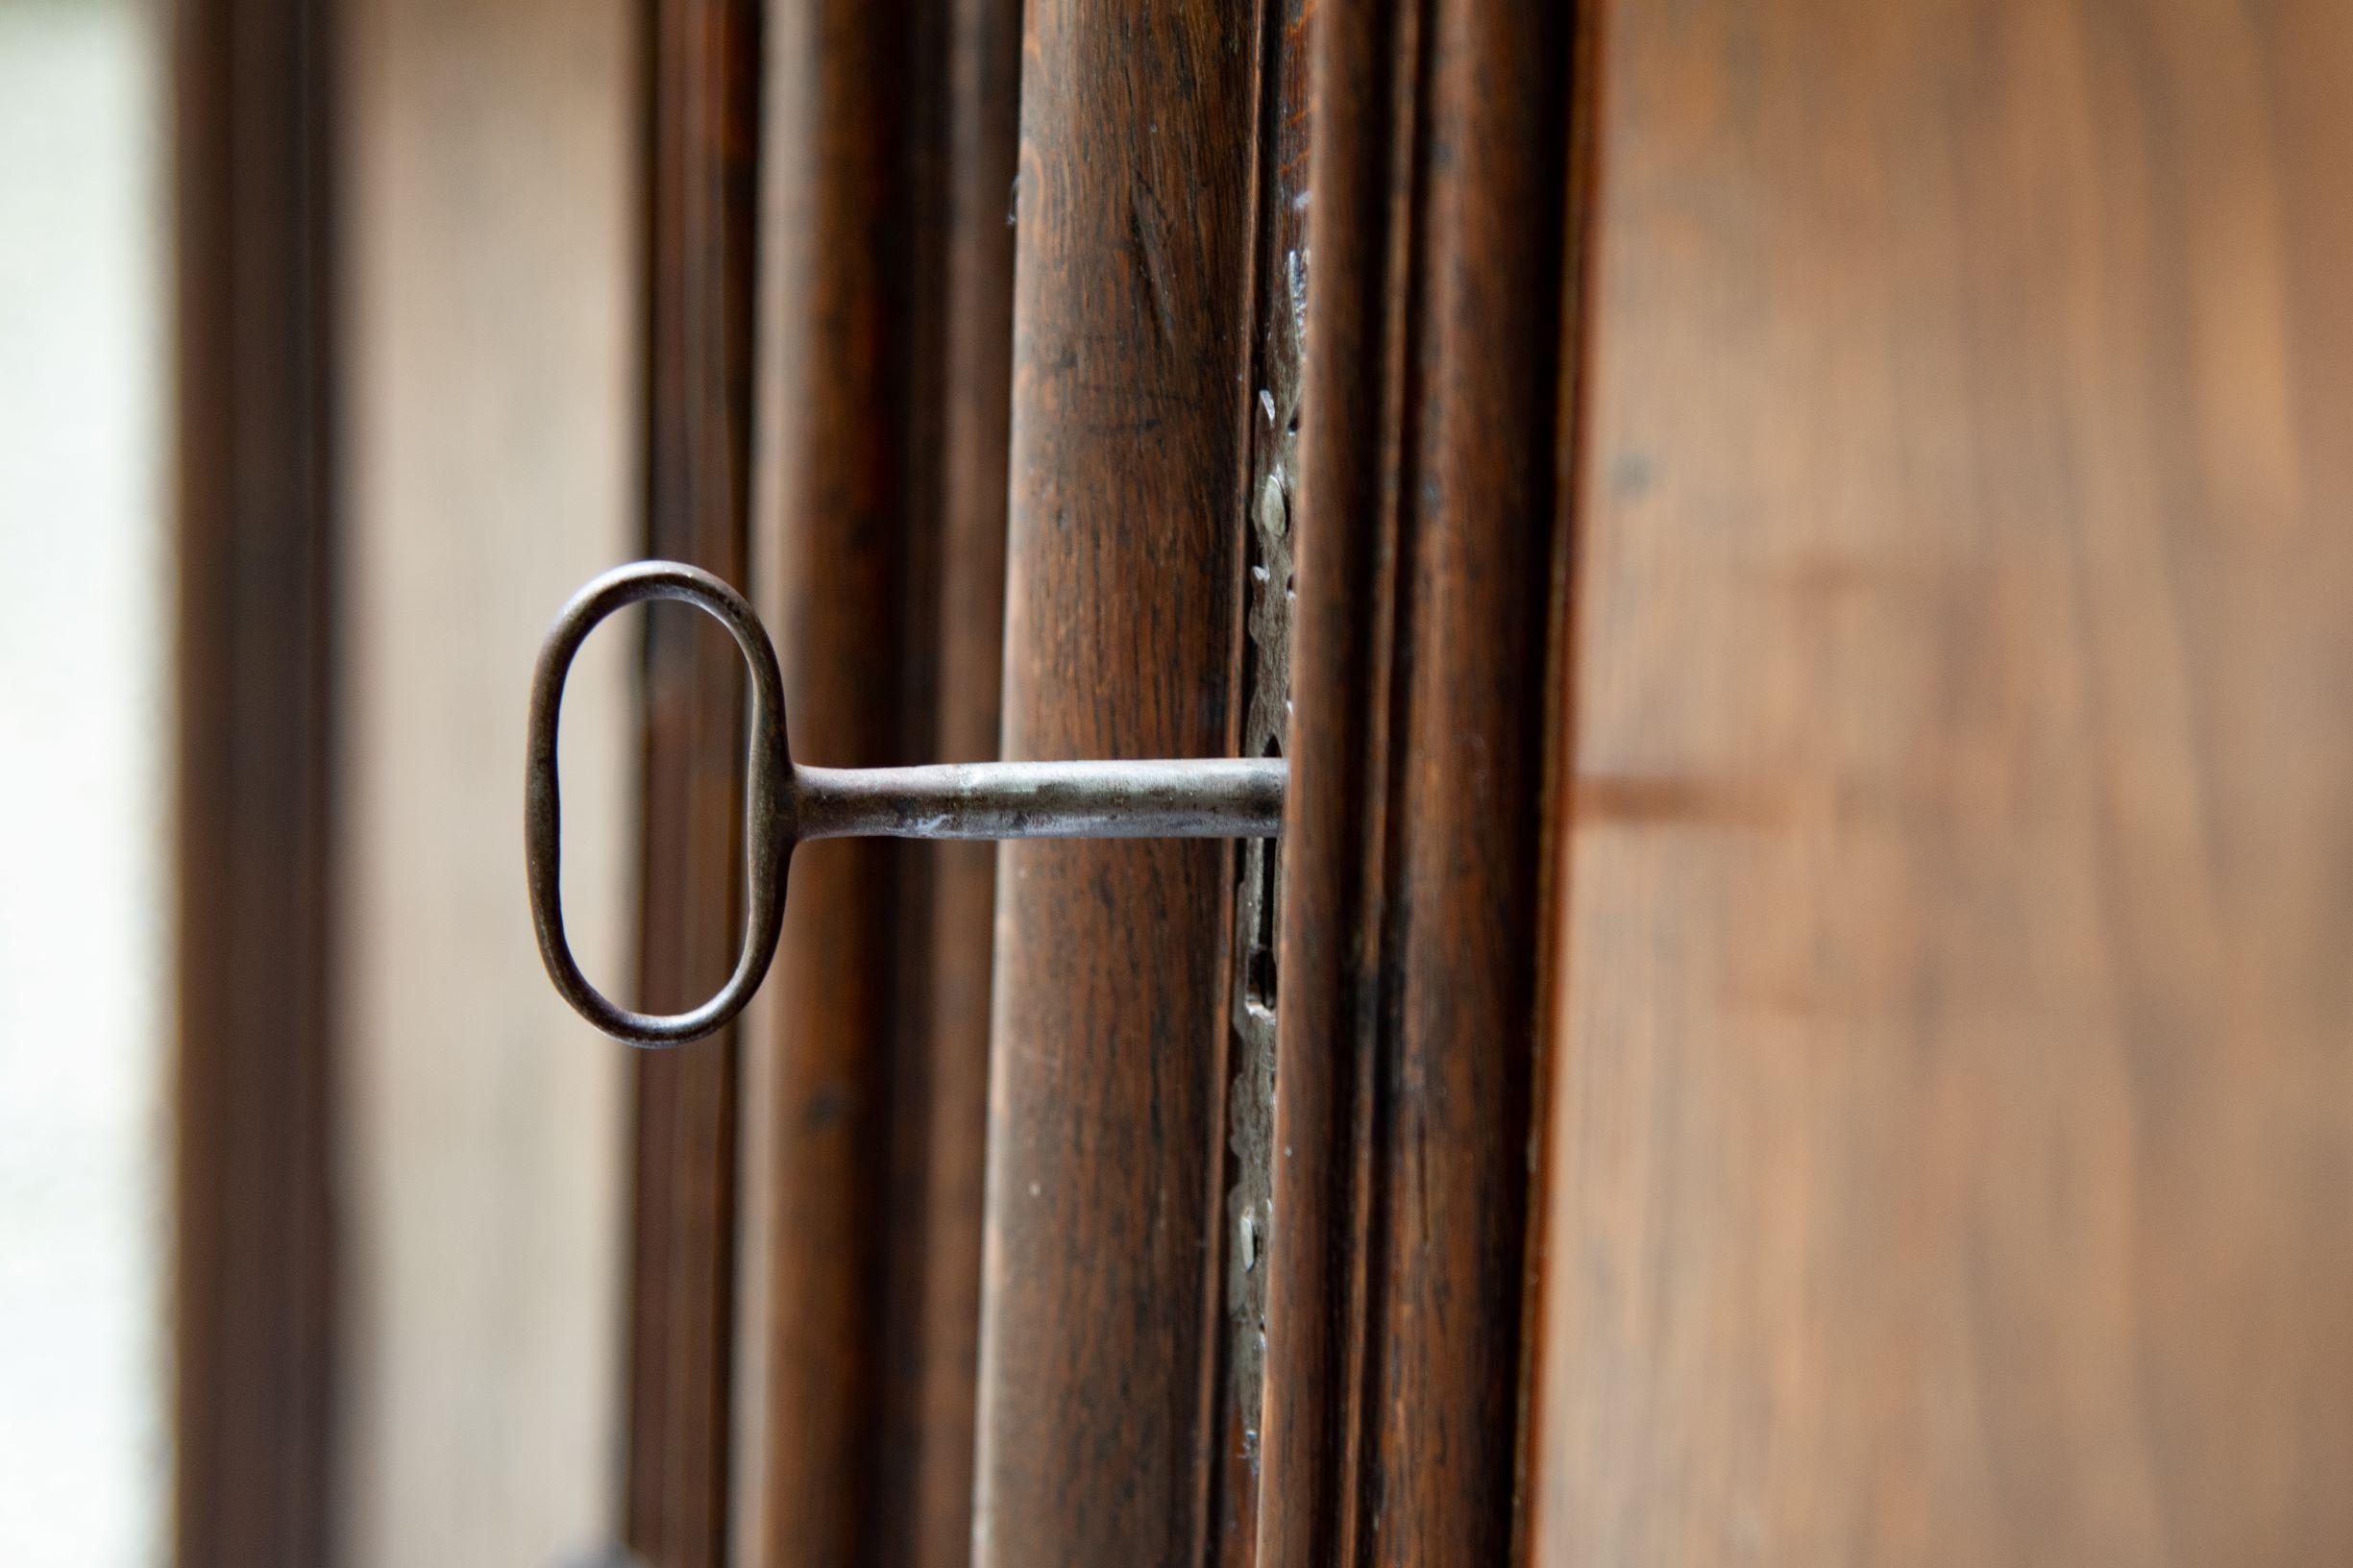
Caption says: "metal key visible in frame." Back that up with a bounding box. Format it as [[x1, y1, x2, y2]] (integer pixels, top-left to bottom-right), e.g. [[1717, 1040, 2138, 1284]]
[[526, 560, 1286, 1046]]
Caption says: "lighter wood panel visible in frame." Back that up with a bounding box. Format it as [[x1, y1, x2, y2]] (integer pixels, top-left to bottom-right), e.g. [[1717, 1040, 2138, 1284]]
[[1532, 2, 2353, 1562], [340, 0, 638, 1560]]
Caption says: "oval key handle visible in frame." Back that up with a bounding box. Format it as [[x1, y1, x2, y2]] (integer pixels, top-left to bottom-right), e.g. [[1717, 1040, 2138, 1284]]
[[527, 562, 790, 1046], [527, 560, 1287, 1047]]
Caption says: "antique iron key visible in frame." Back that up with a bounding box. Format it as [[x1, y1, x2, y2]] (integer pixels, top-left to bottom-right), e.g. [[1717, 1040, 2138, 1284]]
[[527, 560, 1286, 1046]]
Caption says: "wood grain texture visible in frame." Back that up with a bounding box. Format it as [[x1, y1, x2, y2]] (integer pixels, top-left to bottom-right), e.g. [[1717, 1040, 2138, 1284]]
[[1532, 0, 2353, 1561], [738, 1, 1020, 1563], [900, 0, 1021, 1563], [970, 3, 1259, 1564], [174, 0, 340, 1559], [746, 0, 929, 1551], [625, 0, 761, 1560], [1254, 1, 1580, 1565]]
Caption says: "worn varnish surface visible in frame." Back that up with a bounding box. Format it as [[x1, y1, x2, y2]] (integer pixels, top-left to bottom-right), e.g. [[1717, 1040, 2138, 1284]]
[[1532, 0, 2353, 1560], [174, 0, 339, 1560], [1255, 1, 1581, 1565], [625, 0, 760, 1561], [972, 4, 1259, 1565]]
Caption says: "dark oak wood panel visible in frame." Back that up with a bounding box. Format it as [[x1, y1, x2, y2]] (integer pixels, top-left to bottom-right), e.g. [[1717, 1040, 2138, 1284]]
[[1256, 1, 1581, 1565], [1532, 0, 2353, 1560], [971, 4, 1260, 1565], [742, 2, 1016, 1564], [625, 0, 761, 1561], [174, 0, 340, 1560], [748, 1, 935, 1557], [902, 0, 1022, 1563]]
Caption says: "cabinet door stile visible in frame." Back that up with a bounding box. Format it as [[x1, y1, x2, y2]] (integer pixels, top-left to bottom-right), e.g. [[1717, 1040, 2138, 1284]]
[[971, 6, 1261, 1566]]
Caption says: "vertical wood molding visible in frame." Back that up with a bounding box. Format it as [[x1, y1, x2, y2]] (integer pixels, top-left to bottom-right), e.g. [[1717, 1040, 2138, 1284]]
[[625, 0, 762, 1561], [903, 0, 1022, 1563], [739, 1, 1017, 1563], [971, 6, 1259, 1566], [1256, 2, 1581, 1565], [174, 0, 341, 1559], [747, 4, 932, 1557]]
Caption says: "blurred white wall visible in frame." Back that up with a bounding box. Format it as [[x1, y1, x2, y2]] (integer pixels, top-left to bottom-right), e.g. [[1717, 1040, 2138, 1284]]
[[0, 2, 168, 1563]]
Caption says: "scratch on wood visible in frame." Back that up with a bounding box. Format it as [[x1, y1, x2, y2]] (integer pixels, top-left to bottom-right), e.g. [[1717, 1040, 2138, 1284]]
[[1129, 176, 1179, 348]]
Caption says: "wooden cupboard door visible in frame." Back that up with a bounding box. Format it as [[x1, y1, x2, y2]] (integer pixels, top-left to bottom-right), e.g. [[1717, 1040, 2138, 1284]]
[[1531, 0, 2353, 1561], [712, 3, 1575, 1564], [615, 1, 2353, 1564]]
